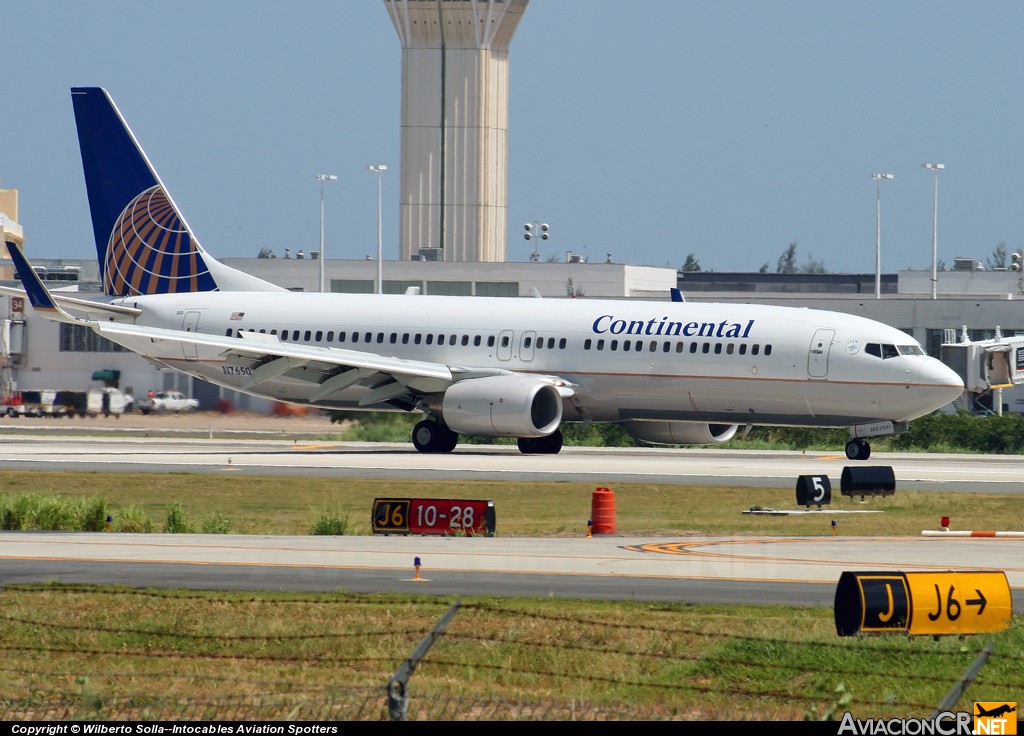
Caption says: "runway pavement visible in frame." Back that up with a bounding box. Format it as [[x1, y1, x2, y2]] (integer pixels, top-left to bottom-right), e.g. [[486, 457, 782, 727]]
[[2, 529, 1021, 611], [0, 424, 1021, 610], [0, 429, 1021, 492]]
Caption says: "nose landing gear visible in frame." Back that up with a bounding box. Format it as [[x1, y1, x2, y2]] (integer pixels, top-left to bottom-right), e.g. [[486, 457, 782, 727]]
[[845, 438, 871, 461]]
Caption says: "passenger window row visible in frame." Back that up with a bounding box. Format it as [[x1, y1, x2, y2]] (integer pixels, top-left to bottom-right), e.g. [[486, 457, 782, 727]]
[[222, 328, 569, 352], [221, 326, 772, 358], [225, 327, 498, 348], [522, 336, 567, 349], [583, 338, 772, 356]]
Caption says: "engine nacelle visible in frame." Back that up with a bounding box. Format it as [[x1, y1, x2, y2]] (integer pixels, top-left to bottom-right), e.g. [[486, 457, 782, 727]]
[[621, 420, 739, 446], [439, 375, 563, 438]]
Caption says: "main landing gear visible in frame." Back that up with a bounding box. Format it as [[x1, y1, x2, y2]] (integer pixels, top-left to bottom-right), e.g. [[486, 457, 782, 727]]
[[410, 420, 565, 455], [845, 438, 871, 461], [517, 429, 563, 455], [412, 419, 458, 453]]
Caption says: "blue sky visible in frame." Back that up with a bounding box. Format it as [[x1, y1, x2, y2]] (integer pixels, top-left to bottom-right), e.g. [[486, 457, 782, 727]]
[[4, 1, 1024, 274]]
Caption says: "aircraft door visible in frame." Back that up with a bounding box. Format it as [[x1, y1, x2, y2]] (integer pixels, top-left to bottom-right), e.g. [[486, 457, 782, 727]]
[[520, 331, 536, 362], [808, 328, 835, 378], [182, 311, 201, 360], [497, 330, 514, 361]]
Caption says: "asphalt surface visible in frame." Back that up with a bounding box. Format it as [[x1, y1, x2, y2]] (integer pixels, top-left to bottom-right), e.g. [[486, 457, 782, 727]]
[[0, 416, 1021, 613]]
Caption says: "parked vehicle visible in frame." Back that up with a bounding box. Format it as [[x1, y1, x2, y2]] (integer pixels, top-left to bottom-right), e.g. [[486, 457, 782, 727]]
[[3, 389, 127, 418], [138, 390, 199, 415], [86, 388, 126, 418], [3, 388, 65, 417], [1, 391, 28, 417]]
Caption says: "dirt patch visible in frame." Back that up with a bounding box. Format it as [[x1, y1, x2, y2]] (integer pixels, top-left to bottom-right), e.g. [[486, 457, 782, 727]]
[[0, 410, 343, 434]]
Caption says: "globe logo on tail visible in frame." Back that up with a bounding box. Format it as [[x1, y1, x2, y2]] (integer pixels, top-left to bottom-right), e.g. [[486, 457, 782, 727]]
[[104, 186, 215, 296]]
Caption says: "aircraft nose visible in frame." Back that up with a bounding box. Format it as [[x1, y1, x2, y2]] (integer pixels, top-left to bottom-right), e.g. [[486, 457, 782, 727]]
[[918, 358, 965, 408]]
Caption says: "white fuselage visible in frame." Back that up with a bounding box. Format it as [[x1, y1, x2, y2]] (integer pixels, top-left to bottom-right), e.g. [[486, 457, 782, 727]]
[[107, 291, 964, 428]]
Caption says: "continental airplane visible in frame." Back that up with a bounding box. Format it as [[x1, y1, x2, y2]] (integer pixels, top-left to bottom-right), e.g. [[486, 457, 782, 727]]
[[2, 87, 965, 457]]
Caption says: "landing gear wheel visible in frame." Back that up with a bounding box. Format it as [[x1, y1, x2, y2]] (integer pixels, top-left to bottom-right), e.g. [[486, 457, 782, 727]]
[[517, 429, 563, 455], [412, 420, 435, 452], [412, 420, 458, 453], [435, 425, 458, 453], [845, 438, 871, 461]]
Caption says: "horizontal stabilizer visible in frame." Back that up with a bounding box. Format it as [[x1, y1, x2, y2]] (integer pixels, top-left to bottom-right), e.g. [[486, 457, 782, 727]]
[[4, 242, 82, 324]]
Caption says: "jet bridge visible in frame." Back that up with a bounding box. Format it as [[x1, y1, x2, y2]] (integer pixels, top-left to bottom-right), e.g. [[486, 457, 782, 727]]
[[941, 327, 1024, 415]]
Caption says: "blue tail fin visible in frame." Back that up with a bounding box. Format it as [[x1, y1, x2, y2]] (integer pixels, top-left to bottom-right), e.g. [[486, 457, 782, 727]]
[[71, 87, 282, 296]]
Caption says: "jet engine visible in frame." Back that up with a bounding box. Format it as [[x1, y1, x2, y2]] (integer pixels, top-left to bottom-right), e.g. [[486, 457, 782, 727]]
[[437, 375, 563, 438], [621, 420, 739, 446]]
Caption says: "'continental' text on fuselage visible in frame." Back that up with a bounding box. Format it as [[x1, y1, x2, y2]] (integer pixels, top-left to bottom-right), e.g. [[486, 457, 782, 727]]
[[592, 315, 755, 339]]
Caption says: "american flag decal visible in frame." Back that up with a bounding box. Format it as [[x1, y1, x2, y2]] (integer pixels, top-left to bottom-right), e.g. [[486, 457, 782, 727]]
[[230, 312, 245, 321]]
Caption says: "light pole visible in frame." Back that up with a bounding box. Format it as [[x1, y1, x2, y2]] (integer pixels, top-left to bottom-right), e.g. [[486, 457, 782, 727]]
[[366, 165, 387, 294], [523, 221, 550, 262], [921, 163, 944, 300], [872, 173, 893, 299], [315, 174, 337, 293]]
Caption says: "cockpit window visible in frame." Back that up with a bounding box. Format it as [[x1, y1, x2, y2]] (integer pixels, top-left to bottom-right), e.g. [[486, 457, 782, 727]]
[[898, 345, 924, 356], [865, 343, 900, 359]]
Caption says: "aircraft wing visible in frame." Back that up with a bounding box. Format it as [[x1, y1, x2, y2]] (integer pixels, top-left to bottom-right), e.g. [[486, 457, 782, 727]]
[[97, 320, 455, 400], [95, 321, 575, 406]]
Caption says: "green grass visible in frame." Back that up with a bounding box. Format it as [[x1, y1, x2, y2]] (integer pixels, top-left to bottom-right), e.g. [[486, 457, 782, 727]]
[[0, 587, 1019, 721], [0, 470, 1018, 537]]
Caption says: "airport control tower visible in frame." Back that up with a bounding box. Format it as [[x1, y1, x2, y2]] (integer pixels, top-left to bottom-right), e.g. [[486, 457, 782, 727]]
[[384, 0, 529, 262]]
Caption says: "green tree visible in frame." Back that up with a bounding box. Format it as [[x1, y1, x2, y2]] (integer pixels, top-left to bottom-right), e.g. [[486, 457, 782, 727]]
[[681, 253, 702, 272], [987, 243, 1008, 270], [800, 254, 828, 274], [776, 242, 799, 273]]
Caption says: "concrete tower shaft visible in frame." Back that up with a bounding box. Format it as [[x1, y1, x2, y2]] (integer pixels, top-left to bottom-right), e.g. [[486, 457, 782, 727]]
[[385, 0, 529, 262]]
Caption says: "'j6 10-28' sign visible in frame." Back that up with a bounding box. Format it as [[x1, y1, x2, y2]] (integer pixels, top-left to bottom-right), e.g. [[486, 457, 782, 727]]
[[372, 498, 495, 537]]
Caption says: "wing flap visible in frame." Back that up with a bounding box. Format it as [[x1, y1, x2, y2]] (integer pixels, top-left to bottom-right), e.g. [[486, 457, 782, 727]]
[[359, 379, 413, 407], [309, 367, 377, 403], [241, 356, 309, 389]]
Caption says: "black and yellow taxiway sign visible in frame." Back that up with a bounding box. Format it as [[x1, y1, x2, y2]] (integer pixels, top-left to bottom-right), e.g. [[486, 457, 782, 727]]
[[835, 571, 1012, 637]]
